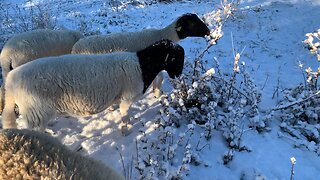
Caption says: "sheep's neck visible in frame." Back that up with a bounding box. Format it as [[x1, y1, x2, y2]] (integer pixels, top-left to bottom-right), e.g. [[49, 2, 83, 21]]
[[159, 21, 181, 42], [138, 57, 164, 94]]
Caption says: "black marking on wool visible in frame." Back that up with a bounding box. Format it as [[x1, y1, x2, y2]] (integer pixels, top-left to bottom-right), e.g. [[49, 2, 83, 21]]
[[137, 39, 185, 93], [175, 13, 210, 39]]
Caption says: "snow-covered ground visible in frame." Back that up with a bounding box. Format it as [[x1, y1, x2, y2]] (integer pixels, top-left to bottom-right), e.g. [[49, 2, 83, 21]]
[[0, 0, 320, 179]]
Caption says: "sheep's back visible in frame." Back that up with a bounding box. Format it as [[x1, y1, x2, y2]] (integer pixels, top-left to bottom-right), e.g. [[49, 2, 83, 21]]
[[2, 29, 83, 68], [72, 28, 173, 54]]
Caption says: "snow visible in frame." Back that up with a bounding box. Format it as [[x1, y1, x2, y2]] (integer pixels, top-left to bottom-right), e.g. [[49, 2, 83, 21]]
[[1, 0, 320, 179]]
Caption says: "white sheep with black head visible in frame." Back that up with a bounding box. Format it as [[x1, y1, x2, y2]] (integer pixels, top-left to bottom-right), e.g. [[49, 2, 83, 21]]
[[0, 128, 125, 180], [0, 29, 84, 113], [2, 40, 184, 134], [72, 13, 209, 98]]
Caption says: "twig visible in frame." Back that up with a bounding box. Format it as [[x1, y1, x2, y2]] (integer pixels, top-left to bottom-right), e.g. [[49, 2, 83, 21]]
[[135, 139, 139, 162], [185, 131, 194, 148], [197, 143, 210, 152], [129, 155, 133, 180], [212, 76, 252, 101], [237, 124, 245, 149], [228, 53, 241, 100], [297, 61, 307, 87], [195, 134, 203, 149], [272, 77, 280, 99], [272, 66, 282, 99], [290, 163, 295, 180], [231, 32, 235, 58], [278, 131, 298, 142], [273, 90, 320, 111], [117, 147, 127, 179], [192, 44, 215, 84], [199, 44, 215, 60], [240, 45, 247, 55], [290, 157, 296, 180], [261, 74, 269, 91]]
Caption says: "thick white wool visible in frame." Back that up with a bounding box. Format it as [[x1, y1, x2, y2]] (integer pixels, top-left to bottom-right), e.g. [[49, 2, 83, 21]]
[[0, 129, 124, 180], [2, 52, 143, 129], [0, 29, 84, 112], [71, 22, 180, 98], [71, 22, 179, 54], [0, 29, 84, 80]]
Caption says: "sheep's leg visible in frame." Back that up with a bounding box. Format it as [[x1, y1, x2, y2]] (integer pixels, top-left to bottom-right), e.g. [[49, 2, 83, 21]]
[[119, 100, 133, 136], [0, 84, 4, 115], [0, 84, 19, 117], [107, 99, 120, 111], [21, 107, 54, 130], [1, 85, 17, 129], [152, 72, 164, 98], [0, 67, 9, 115]]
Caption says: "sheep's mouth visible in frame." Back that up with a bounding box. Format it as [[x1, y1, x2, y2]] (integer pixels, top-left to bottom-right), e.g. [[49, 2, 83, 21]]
[[169, 74, 179, 79], [168, 71, 183, 79], [199, 29, 210, 38]]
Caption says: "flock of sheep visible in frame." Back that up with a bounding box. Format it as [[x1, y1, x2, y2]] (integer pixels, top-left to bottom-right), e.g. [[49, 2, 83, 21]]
[[0, 13, 210, 179]]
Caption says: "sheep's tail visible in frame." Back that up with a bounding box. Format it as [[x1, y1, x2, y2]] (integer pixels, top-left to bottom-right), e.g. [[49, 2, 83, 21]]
[[1, 76, 17, 129]]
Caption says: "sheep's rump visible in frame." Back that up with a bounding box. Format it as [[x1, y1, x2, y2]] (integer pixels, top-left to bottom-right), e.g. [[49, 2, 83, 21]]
[[6, 53, 143, 117], [0, 29, 84, 114]]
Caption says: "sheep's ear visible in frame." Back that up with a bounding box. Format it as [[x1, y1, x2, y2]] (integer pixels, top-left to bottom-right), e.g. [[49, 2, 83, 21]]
[[176, 26, 182, 32]]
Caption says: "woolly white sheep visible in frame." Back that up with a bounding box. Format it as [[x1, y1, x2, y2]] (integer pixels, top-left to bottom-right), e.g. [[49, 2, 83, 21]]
[[0, 128, 124, 180], [0, 29, 84, 113], [72, 13, 209, 98], [2, 40, 184, 134]]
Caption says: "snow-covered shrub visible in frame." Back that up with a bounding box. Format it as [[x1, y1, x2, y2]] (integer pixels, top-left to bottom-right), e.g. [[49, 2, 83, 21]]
[[133, 1, 259, 178], [162, 51, 262, 139], [158, 0, 267, 165], [96, 0, 131, 27], [74, 13, 102, 36], [0, 2, 56, 33], [303, 29, 320, 89], [140, 0, 206, 5], [135, 120, 204, 179], [276, 84, 320, 154], [139, 59, 261, 172], [158, 0, 239, 126], [276, 29, 320, 154], [0, 2, 57, 49], [156, 0, 261, 166]]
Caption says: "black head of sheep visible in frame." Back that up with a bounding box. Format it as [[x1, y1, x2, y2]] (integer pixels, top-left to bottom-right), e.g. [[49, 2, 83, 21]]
[[175, 13, 210, 39], [137, 39, 185, 93]]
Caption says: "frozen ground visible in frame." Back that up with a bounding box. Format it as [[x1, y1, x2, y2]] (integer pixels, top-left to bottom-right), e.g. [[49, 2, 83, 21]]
[[0, 0, 320, 179]]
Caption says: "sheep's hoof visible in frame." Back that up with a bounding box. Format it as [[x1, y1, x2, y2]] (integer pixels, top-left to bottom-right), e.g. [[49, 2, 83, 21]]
[[108, 104, 119, 111], [120, 123, 133, 136]]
